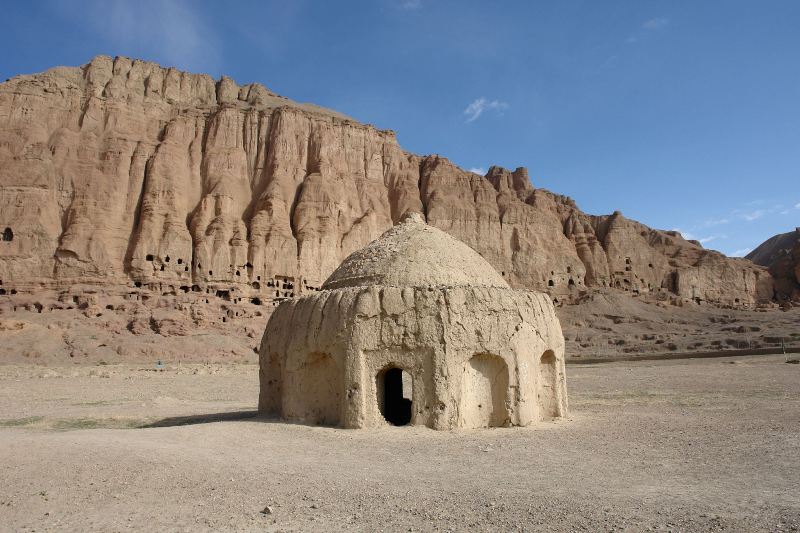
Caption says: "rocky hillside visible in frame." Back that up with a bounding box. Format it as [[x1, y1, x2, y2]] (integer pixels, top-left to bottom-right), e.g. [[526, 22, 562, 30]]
[[747, 228, 800, 302], [0, 56, 773, 313]]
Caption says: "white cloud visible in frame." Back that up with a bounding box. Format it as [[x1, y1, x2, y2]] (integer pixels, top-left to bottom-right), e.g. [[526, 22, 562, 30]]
[[674, 229, 724, 245], [731, 248, 752, 257], [468, 167, 486, 175], [698, 235, 726, 244], [464, 98, 509, 123], [740, 210, 765, 221], [642, 18, 669, 30], [702, 217, 729, 227], [627, 17, 669, 44], [795, 202, 800, 209]]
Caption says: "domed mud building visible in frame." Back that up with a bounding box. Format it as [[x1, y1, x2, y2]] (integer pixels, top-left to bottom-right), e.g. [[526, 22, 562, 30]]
[[258, 212, 568, 429]]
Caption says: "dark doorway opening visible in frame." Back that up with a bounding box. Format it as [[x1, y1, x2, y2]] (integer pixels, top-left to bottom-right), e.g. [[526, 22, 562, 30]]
[[2, 228, 12, 242], [379, 367, 412, 426]]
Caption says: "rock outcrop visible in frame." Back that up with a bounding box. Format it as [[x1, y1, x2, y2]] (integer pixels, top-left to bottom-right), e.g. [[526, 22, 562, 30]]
[[747, 228, 800, 302], [0, 56, 773, 311]]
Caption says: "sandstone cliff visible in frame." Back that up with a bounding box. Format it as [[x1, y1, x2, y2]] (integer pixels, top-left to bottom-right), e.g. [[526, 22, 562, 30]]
[[747, 228, 800, 302], [0, 56, 773, 310]]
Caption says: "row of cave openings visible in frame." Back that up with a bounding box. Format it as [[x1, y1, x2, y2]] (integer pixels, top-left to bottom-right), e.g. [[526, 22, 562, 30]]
[[546, 265, 579, 290], [545, 258, 663, 295], [377, 350, 560, 427], [0, 279, 16, 296], [142, 253, 322, 297]]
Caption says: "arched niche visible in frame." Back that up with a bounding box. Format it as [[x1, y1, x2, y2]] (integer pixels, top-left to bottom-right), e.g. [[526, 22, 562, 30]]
[[538, 350, 560, 419], [459, 353, 509, 428]]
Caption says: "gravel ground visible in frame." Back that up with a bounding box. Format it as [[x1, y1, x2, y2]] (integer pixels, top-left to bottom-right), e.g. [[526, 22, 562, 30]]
[[0, 355, 798, 532]]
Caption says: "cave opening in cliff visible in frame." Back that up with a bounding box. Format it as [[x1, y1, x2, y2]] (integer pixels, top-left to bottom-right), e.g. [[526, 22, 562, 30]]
[[146, 254, 153, 261], [2, 228, 12, 242], [548, 280, 554, 287]]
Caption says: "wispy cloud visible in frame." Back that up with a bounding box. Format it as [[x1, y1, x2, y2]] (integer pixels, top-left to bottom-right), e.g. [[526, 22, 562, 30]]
[[398, 0, 422, 8], [464, 98, 509, 123], [673, 228, 696, 241], [627, 17, 670, 44], [674, 229, 724, 245], [468, 167, 486, 175], [702, 217, 730, 227], [795, 202, 800, 209], [727, 201, 792, 222], [739, 209, 765, 221], [731, 248, 752, 257], [642, 18, 670, 30], [59, 0, 221, 74], [699, 235, 726, 244]]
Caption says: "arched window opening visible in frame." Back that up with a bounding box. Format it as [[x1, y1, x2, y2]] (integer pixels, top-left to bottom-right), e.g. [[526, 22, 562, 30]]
[[2, 228, 13, 242], [378, 367, 412, 426]]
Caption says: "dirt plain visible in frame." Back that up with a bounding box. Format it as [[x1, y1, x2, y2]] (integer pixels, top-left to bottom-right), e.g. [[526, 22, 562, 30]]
[[1, 354, 798, 532]]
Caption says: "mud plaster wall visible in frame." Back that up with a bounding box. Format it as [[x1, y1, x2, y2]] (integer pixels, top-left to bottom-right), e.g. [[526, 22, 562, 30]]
[[259, 285, 568, 429]]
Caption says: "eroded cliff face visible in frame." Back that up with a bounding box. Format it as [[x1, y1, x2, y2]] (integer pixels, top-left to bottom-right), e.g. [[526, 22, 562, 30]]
[[0, 56, 773, 308], [747, 228, 800, 302]]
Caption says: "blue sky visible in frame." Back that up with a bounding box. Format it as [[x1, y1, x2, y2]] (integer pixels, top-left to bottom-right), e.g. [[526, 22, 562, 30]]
[[2, 0, 799, 256]]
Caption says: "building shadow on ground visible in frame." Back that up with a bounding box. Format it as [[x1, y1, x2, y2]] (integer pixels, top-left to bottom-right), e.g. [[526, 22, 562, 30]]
[[140, 410, 262, 428]]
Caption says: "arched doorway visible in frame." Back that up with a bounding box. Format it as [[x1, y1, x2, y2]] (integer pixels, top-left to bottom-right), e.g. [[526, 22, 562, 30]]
[[2, 228, 12, 242], [377, 367, 412, 426], [459, 354, 509, 428], [538, 350, 560, 419]]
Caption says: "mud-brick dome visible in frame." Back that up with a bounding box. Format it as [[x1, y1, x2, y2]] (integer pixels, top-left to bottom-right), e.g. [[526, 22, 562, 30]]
[[259, 211, 568, 430], [323, 212, 509, 290]]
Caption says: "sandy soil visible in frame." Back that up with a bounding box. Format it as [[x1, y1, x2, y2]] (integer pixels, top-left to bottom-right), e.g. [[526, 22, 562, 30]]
[[1, 356, 798, 532], [558, 290, 800, 358]]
